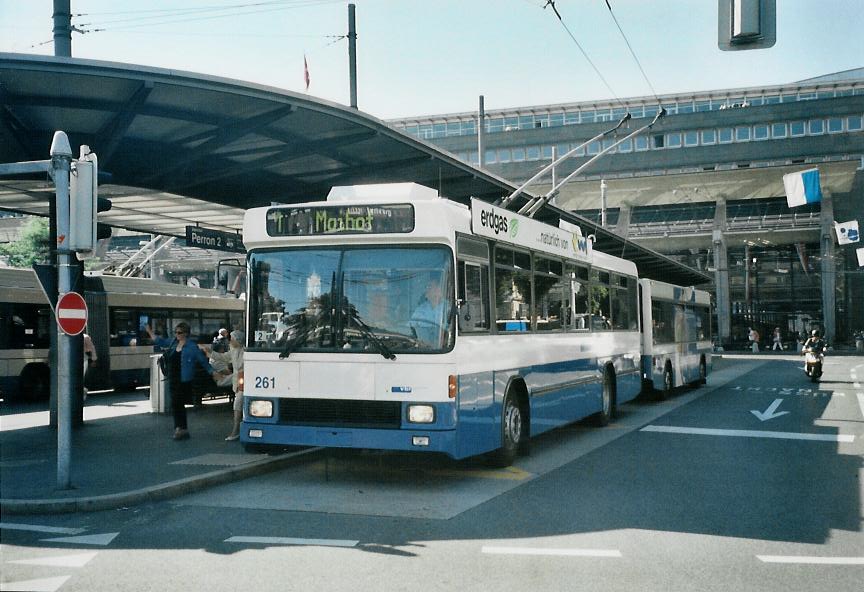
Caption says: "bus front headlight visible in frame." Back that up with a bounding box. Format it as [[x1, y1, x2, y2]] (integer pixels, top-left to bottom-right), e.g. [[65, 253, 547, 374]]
[[249, 399, 273, 418], [408, 404, 435, 424]]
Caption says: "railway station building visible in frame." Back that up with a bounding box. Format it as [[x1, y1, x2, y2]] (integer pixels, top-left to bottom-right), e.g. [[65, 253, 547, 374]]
[[389, 69, 864, 347]]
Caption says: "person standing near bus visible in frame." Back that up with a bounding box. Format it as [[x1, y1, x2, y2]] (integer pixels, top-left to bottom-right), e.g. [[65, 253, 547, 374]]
[[210, 330, 245, 441], [212, 328, 230, 353], [147, 322, 222, 440], [83, 332, 97, 401]]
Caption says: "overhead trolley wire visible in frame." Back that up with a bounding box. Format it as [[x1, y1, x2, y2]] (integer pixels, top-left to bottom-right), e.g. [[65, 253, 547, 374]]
[[542, 0, 627, 109], [603, 0, 660, 102], [73, 0, 341, 33], [73, 0, 335, 18]]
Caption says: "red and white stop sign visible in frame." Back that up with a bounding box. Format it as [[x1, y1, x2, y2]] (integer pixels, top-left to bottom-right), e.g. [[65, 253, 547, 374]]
[[55, 291, 88, 336]]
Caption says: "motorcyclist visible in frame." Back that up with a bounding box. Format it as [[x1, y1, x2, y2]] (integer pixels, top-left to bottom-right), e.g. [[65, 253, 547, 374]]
[[802, 329, 827, 354], [802, 329, 827, 378]]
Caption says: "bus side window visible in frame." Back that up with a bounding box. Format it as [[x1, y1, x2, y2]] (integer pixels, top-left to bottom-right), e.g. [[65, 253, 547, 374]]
[[565, 265, 590, 331], [457, 260, 489, 332]]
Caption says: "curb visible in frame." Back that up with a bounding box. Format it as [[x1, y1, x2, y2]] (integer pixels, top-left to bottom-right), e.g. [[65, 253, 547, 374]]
[[0, 446, 324, 515]]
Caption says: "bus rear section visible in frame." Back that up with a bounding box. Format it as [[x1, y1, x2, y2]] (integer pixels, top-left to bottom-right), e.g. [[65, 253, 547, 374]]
[[639, 279, 712, 398]]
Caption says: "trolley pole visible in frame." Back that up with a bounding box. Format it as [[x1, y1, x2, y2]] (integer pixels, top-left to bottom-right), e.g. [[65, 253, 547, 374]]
[[50, 131, 75, 489]]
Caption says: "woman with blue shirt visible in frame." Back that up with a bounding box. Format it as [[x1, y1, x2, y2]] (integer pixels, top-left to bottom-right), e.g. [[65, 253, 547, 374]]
[[148, 321, 222, 440]]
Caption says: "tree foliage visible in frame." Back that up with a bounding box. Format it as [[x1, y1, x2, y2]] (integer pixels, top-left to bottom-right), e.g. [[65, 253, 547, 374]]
[[0, 217, 51, 268]]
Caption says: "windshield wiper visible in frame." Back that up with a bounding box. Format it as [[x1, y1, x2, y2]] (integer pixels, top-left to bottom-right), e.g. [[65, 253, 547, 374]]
[[278, 322, 314, 359], [345, 307, 396, 360]]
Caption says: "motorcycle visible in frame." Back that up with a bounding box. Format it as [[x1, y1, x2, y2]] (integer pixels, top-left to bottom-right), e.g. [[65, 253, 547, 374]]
[[802, 345, 824, 383]]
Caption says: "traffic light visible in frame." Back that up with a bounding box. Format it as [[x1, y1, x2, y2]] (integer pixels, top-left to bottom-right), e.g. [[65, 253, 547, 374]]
[[69, 149, 112, 250], [96, 197, 112, 241], [718, 0, 776, 51]]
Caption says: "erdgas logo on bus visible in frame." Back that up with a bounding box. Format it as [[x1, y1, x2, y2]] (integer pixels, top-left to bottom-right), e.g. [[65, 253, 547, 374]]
[[509, 219, 520, 238], [479, 208, 510, 235]]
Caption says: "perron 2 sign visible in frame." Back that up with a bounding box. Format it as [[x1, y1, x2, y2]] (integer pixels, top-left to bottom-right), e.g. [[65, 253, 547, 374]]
[[186, 226, 245, 253]]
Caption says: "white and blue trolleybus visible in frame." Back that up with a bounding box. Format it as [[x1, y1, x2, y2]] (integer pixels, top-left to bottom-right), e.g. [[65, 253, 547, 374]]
[[241, 184, 649, 464], [638, 278, 712, 398]]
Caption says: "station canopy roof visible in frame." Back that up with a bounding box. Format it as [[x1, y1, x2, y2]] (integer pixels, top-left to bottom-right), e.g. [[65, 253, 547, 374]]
[[0, 53, 709, 285]]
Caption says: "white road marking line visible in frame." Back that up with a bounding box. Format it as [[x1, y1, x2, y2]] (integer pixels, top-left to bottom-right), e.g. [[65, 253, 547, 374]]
[[641, 425, 854, 443], [225, 536, 358, 547], [0, 523, 86, 535], [757, 555, 864, 565], [0, 576, 71, 592], [10, 552, 98, 568], [481, 546, 622, 558], [41, 532, 118, 546], [857, 393, 864, 419]]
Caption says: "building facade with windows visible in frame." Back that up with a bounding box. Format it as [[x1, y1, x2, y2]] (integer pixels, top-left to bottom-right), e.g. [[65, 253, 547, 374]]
[[389, 69, 864, 347]]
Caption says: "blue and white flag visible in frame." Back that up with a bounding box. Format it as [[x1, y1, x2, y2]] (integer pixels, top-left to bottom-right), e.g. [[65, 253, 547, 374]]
[[835, 220, 860, 245], [783, 168, 822, 208]]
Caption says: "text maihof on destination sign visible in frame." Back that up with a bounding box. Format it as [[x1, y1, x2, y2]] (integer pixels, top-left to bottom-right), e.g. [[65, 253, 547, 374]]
[[470, 198, 592, 263]]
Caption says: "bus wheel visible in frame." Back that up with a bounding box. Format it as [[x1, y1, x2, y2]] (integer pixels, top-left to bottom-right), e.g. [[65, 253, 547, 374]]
[[20, 364, 49, 401], [657, 364, 673, 401], [595, 368, 616, 427], [490, 389, 524, 467], [698, 357, 707, 385]]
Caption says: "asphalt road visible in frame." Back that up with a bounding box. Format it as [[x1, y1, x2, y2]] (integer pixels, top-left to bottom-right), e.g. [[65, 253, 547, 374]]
[[2, 355, 862, 592]]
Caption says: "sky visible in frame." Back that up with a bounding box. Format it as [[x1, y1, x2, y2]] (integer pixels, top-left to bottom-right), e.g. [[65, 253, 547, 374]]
[[0, 1, 862, 120]]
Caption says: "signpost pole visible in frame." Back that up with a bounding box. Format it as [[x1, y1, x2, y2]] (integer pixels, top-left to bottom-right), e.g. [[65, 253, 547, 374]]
[[50, 131, 74, 490]]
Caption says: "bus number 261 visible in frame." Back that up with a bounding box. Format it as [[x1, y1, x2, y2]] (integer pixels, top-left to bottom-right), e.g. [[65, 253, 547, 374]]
[[254, 376, 276, 389]]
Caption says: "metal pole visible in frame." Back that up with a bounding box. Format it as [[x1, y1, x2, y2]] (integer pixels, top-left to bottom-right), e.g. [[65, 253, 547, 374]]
[[53, 0, 72, 57], [600, 179, 608, 227], [478, 95, 485, 167], [50, 131, 74, 489], [348, 4, 358, 109]]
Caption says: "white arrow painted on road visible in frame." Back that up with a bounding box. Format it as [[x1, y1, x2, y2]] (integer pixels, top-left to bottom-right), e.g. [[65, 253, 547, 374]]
[[751, 399, 790, 421]]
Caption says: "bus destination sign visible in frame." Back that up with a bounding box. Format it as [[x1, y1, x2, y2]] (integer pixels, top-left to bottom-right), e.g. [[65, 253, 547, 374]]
[[266, 204, 415, 236]]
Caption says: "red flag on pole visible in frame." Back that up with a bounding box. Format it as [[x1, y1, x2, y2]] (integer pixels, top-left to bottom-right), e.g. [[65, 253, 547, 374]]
[[303, 55, 310, 91]]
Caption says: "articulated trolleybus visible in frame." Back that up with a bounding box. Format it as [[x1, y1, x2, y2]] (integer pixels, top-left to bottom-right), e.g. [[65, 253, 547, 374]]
[[241, 183, 658, 464], [638, 279, 712, 398]]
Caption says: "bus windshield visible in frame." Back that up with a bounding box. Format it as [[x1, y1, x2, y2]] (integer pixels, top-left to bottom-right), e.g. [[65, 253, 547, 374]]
[[249, 246, 454, 354]]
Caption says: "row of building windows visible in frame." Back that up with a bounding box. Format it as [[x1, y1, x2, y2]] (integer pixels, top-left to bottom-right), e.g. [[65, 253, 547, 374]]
[[396, 86, 864, 140], [451, 114, 864, 166]]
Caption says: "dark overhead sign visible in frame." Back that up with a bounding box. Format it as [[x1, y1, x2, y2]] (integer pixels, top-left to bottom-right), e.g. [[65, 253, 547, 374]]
[[186, 226, 245, 253]]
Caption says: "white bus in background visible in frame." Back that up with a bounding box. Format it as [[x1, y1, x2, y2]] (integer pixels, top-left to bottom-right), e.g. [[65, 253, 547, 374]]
[[0, 267, 244, 400], [639, 278, 712, 398], [241, 183, 645, 465]]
